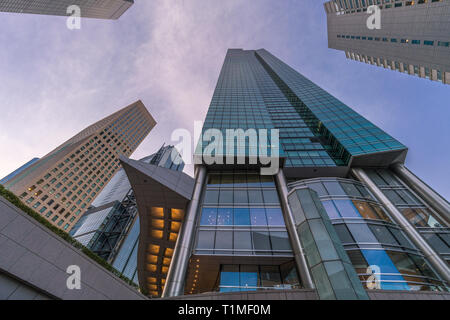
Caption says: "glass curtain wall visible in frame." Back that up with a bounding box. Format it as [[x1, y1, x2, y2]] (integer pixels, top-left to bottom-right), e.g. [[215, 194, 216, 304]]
[[289, 178, 447, 291], [194, 171, 300, 292], [366, 169, 450, 265]]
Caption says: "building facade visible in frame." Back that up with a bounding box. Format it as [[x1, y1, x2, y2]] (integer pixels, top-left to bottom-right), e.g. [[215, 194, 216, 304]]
[[70, 145, 185, 285], [122, 49, 449, 299], [324, 0, 450, 85], [3, 100, 156, 232], [0, 158, 39, 185], [0, 0, 133, 19]]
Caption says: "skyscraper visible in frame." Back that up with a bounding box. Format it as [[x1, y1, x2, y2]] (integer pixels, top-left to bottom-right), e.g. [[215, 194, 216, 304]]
[[70, 144, 185, 285], [122, 49, 449, 299], [4, 100, 156, 232], [0, 0, 134, 19], [324, 0, 450, 85]]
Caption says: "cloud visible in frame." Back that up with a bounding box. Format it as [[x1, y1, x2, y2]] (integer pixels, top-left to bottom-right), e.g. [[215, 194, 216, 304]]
[[0, 1, 448, 200]]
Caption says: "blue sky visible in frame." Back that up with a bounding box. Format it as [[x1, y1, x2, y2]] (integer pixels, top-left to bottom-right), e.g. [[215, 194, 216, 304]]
[[0, 1, 448, 199]]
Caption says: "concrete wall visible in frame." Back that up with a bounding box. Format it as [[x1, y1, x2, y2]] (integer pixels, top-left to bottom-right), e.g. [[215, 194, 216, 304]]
[[0, 271, 53, 300], [0, 196, 147, 300]]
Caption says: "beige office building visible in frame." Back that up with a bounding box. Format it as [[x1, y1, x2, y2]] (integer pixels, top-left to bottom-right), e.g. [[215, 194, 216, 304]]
[[0, 0, 134, 19], [4, 100, 156, 231], [324, 0, 450, 84]]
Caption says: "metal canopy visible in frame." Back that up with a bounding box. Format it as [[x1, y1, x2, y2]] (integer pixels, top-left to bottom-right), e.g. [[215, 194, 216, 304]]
[[120, 156, 195, 297]]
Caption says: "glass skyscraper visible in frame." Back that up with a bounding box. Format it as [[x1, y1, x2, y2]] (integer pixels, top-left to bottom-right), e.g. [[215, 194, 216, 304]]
[[123, 49, 449, 299], [324, 0, 450, 84]]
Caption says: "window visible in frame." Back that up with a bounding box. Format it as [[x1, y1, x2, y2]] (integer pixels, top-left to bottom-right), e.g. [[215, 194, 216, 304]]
[[217, 208, 233, 225], [219, 190, 233, 204], [333, 224, 354, 244], [252, 231, 271, 254], [234, 232, 252, 250], [262, 190, 279, 203], [265, 208, 284, 226], [333, 200, 361, 218], [215, 231, 233, 250], [369, 225, 398, 246], [306, 182, 327, 196], [234, 189, 248, 204], [234, 208, 250, 225], [260, 266, 282, 287], [200, 208, 217, 225], [323, 181, 346, 196], [248, 190, 263, 203], [250, 208, 267, 226], [270, 232, 291, 251], [347, 224, 378, 243], [322, 201, 340, 219]]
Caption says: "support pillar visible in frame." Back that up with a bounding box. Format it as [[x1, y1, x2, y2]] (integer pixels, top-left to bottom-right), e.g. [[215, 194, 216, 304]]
[[352, 168, 450, 284], [392, 164, 450, 226], [275, 170, 315, 289], [163, 166, 207, 297]]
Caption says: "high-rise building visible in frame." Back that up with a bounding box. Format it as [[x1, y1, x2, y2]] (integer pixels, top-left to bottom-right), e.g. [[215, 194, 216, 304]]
[[324, 0, 450, 85], [70, 145, 184, 285], [0, 157, 39, 185], [0, 0, 133, 19], [122, 49, 449, 299], [4, 100, 156, 232]]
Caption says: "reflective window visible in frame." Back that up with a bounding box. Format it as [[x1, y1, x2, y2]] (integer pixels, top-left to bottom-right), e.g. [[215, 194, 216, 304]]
[[197, 231, 215, 249], [234, 232, 252, 250], [220, 265, 240, 292], [250, 208, 267, 226], [248, 190, 263, 204], [266, 208, 285, 226], [262, 190, 279, 203], [234, 208, 250, 226], [322, 200, 340, 219], [333, 200, 361, 218], [234, 189, 248, 204], [260, 266, 282, 287], [219, 190, 233, 204], [204, 190, 219, 204], [200, 208, 217, 225], [215, 231, 233, 250], [369, 225, 398, 246], [340, 182, 361, 197], [306, 182, 327, 196], [323, 181, 346, 196], [217, 208, 233, 225], [270, 232, 291, 251], [347, 223, 378, 243], [334, 224, 354, 244], [240, 265, 258, 290], [253, 231, 271, 254]]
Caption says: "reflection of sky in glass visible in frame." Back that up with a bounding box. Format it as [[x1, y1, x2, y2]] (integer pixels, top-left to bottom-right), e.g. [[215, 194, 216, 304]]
[[250, 208, 267, 226], [234, 208, 250, 225], [217, 208, 233, 225], [361, 249, 410, 291], [200, 207, 217, 225]]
